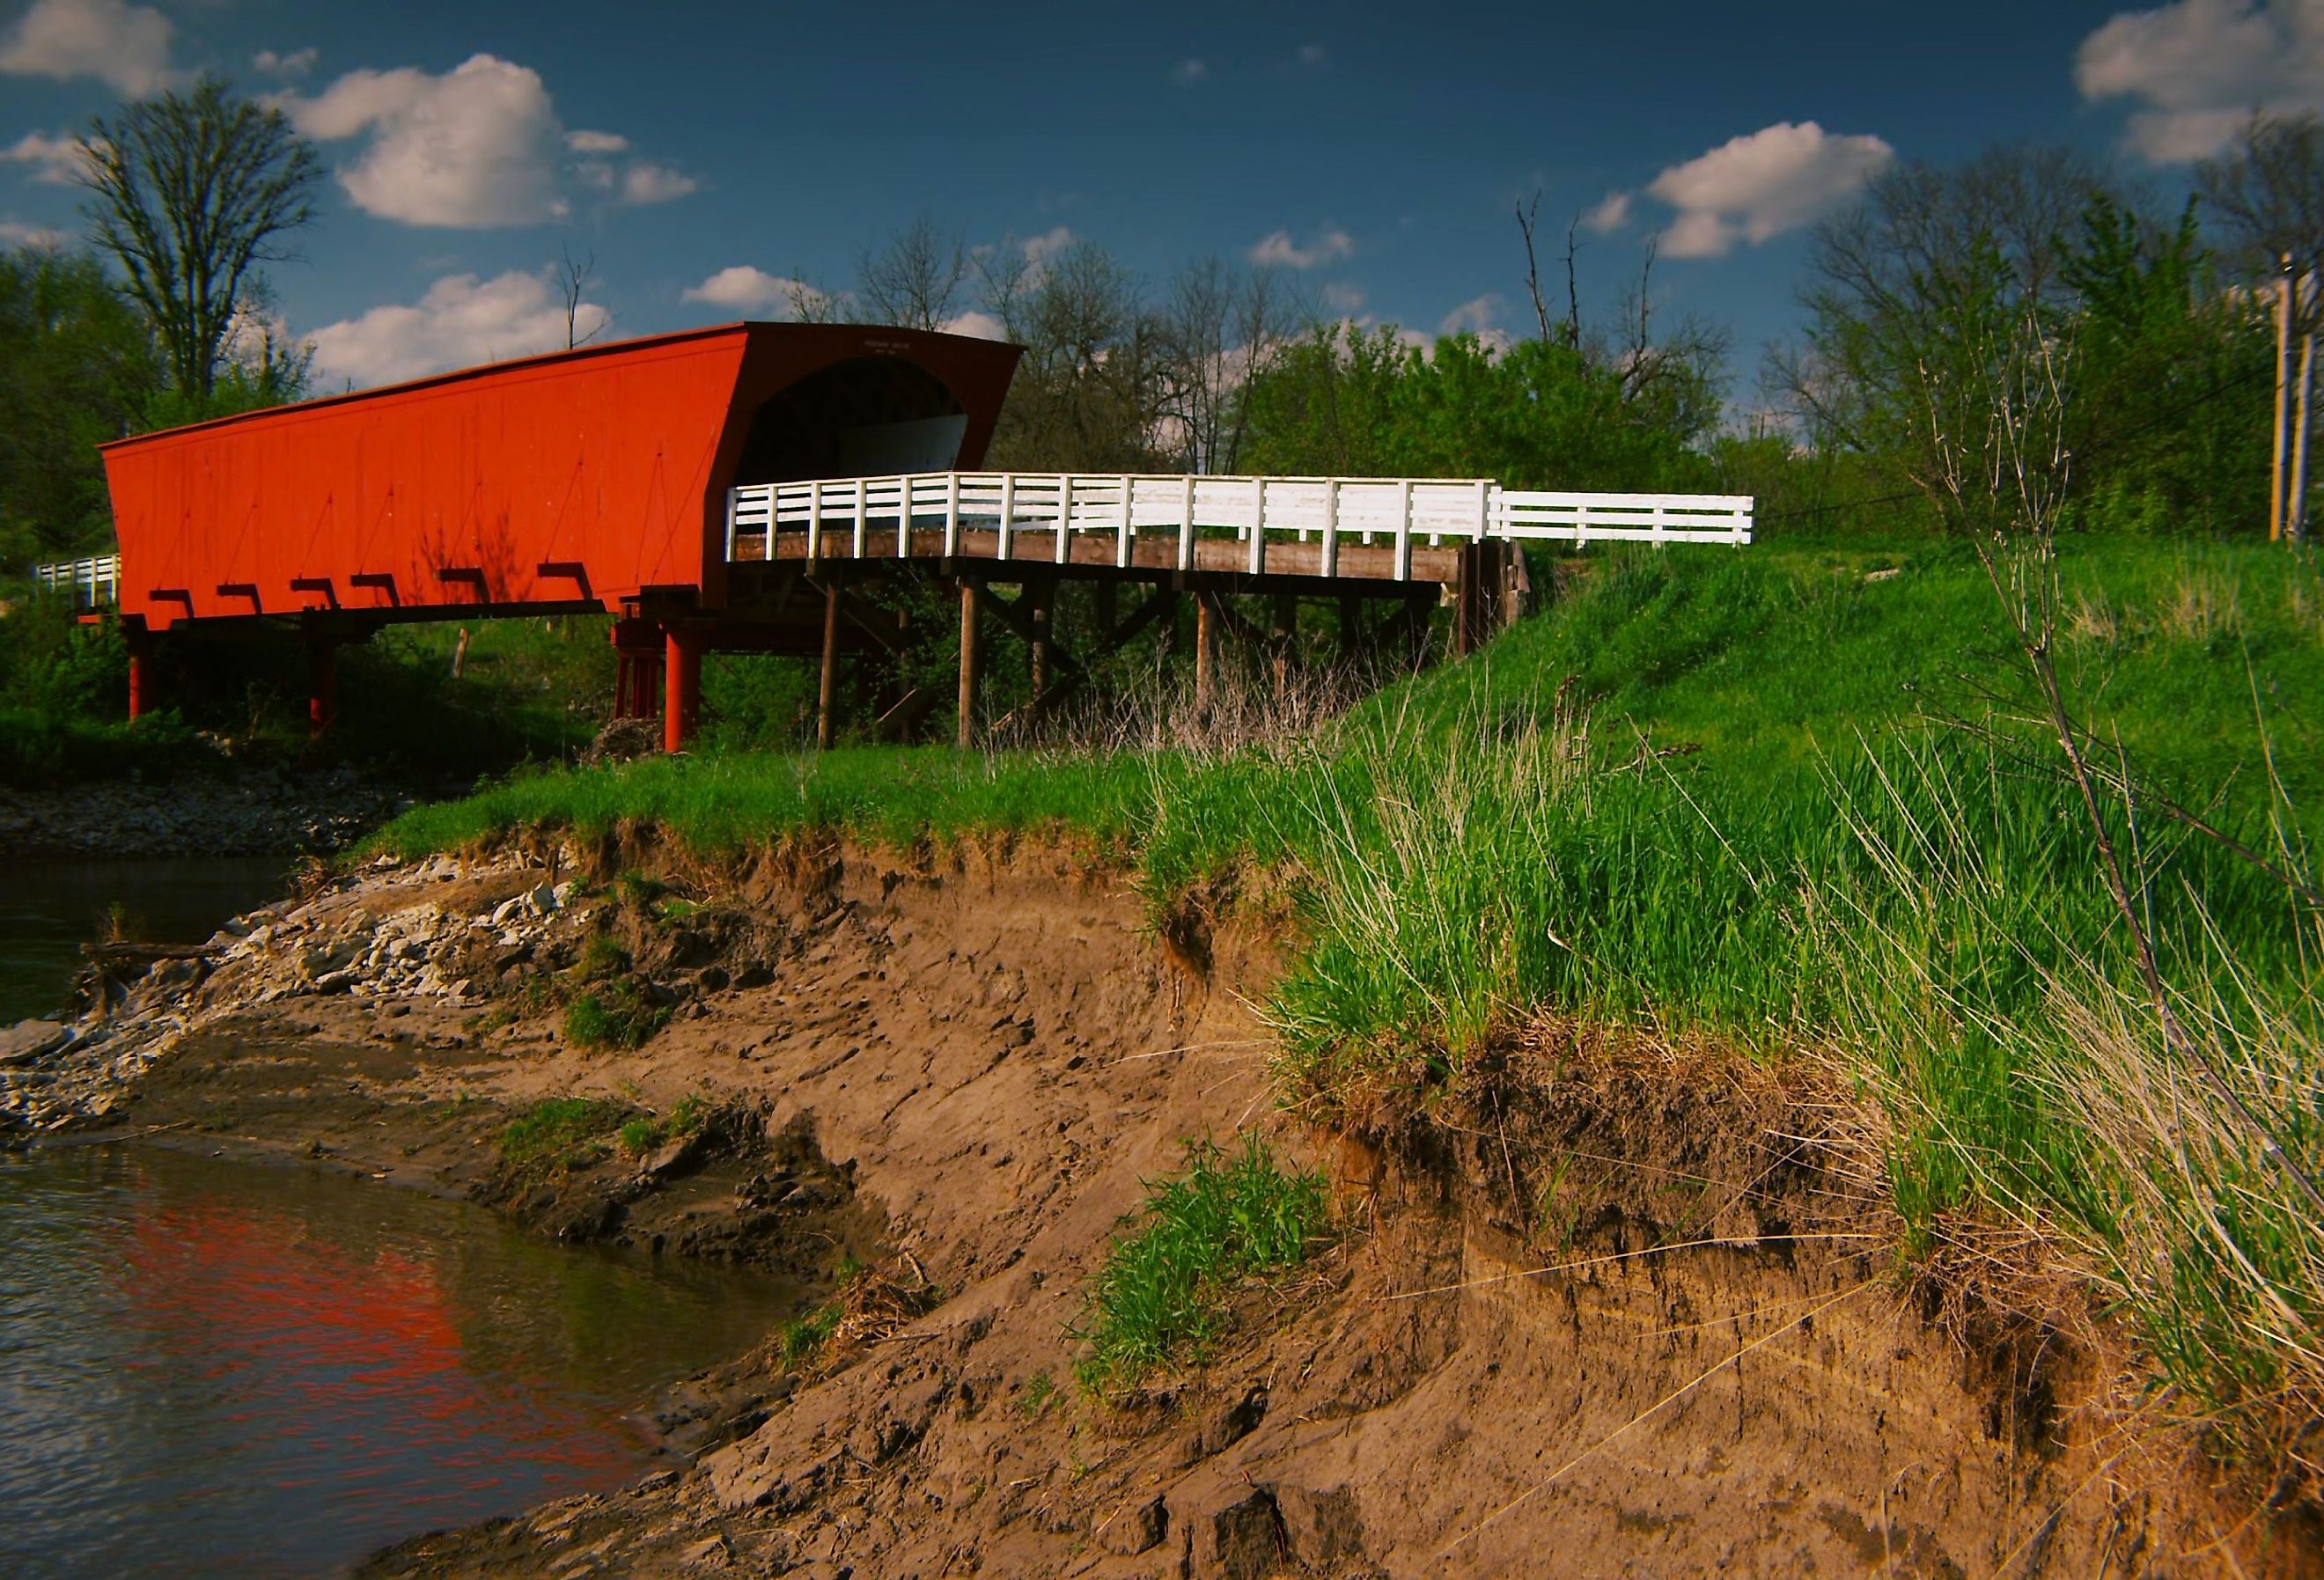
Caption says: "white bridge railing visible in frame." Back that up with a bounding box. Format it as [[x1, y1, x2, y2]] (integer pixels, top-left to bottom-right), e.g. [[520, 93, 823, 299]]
[[31, 553, 120, 606], [727, 473, 1749, 580]]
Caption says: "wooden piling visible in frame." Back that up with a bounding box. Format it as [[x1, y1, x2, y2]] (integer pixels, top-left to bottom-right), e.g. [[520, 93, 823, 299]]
[[1027, 579, 1054, 710], [1271, 592, 1297, 698], [817, 576, 841, 750], [956, 577, 980, 749], [1194, 592, 1217, 712]]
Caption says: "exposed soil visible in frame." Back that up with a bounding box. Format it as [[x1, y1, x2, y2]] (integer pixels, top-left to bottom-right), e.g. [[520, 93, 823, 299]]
[[22, 840, 2320, 1577]]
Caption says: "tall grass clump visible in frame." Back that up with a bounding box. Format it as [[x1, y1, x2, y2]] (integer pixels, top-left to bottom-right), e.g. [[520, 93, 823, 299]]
[[1818, 739, 2324, 1483], [1079, 1135, 1331, 1392]]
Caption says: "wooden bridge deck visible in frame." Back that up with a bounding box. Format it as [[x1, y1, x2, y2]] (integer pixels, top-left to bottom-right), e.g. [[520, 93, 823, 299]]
[[713, 471, 1754, 749]]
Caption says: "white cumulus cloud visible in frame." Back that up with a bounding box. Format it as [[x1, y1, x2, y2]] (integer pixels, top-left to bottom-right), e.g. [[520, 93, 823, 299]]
[[1645, 121, 1894, 258], [283, 53, 697, 228], [1438, 293, 1512, 350], [0, 217, 67, 247], [618, 160, 697, 205], [680, 265, 836, 318], [2078, 0, 2324, 162], [1, 129, 89, 184], [941, 309, 1010, 341], [305, 269, 607, 390], [1581, 190, 1633, 234], [252, 47, 318, 79], [1249, 226, 1354, 268], [0, 0, 174, 97], [284, 55, 566, 227]]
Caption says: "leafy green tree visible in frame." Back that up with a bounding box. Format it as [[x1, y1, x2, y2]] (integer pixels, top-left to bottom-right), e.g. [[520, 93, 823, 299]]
[[2060, 195, 2270, 533], [1240, 325, 1719, 492], [0, 246, 160, 566], [1779, 145, 2108, 503], [79, 74, 320, 406]]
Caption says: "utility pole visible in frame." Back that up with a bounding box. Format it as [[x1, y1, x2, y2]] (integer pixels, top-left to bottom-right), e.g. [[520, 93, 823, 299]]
[[2296, 327, 2316, 544], [2273, 254, 2296, 542]]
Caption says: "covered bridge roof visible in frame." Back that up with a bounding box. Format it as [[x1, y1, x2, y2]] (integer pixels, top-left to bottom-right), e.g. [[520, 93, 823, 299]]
[[99, 322, 1023, 631]]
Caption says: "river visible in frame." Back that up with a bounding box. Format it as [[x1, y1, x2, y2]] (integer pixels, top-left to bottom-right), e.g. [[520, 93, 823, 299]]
[[0, 856, 795, 1576], [0, 1142, 793, 1578], [0, 856, 293, 1025]]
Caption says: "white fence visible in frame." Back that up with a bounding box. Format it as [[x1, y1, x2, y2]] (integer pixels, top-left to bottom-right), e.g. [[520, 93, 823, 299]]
[[30, 554, 120, 607], [727, 473, 1751, 581]]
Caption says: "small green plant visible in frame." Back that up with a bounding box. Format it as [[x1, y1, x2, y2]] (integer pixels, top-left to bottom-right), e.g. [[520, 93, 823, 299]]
[[1019, 1370, 1058, 1419], [655, 895, 701, 923], [499, 1097, 629, 1169], [614, 1092, 712, 1155], [617, 869, 666, 906], [563, 980, 669, 1049], [776, 1301, 842, 1368], [574, 933, 629, 981], [1078, 1134, 1331, 1393]]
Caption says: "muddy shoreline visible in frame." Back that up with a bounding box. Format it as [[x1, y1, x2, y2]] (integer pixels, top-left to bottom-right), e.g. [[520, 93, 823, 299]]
[[11, 841, 2320, 1577]]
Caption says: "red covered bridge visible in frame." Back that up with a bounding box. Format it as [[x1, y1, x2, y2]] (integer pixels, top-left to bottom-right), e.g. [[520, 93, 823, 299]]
[[99, 322, 1022, 748], [97, 321, 1753, 751]]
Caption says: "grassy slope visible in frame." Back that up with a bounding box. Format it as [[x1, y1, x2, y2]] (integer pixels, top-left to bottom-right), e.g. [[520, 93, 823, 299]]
[[372, 532, 2324, 1461]]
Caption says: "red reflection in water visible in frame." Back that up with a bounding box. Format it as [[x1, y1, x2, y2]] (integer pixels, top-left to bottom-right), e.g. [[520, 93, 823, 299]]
[[108, 1192, 635, 1484]]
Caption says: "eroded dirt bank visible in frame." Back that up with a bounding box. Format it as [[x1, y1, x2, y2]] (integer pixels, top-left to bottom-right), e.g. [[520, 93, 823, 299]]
[[15, 841, 2319, 1577]]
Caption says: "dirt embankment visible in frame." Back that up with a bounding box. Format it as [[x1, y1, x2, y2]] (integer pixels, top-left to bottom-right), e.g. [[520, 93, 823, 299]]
[[24, 839, 2320, 1577]]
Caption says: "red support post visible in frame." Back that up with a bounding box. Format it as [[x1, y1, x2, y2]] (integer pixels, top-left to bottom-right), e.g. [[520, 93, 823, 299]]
[[125, 622, 152, 722], [608, 618, 663, 721], [663, 623, 702, 752], [307, 636, 337, 739]]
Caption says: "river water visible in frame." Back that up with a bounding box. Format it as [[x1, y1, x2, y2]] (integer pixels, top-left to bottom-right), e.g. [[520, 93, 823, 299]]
[[0, 857, 795, 1576], [0, 856, 294, 1024], [0, 1143, 793, 1578]]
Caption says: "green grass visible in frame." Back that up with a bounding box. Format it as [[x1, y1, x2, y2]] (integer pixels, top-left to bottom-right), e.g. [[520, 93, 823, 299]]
[[499, 1097, 632, 1170], [616, 1093, 709, 1156], [1077, 1135, 1332, 1392], [563, 981, 668, 1050], [776, 1300, 843, 1368], [378, 533, 2324, 1461]]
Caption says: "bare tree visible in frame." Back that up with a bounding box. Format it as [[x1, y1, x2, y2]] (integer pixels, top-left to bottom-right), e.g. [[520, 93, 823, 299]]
[[1155, 258, 1300, 473], [784, 275, 846, 324], [1515, 192, 1555, 346], [557, 244, 606, 349], [2196, 111, 2324, 301], [1561, 217, 1585, 351], [1916, 293, 2324, 1221], [979, 239, 1166, 471], [1782, 143, 2111, 461], [858, 216, 971, 332], [79, 75, 321, 400]]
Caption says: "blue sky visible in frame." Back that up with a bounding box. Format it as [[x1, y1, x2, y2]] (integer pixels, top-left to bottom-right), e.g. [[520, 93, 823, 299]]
[[0, 0, 2305, 398]]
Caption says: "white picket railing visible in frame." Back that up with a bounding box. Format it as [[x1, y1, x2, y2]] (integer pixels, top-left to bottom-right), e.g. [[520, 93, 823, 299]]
[[30, 553, 120, 606], [727, 473, 1749, 580]]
